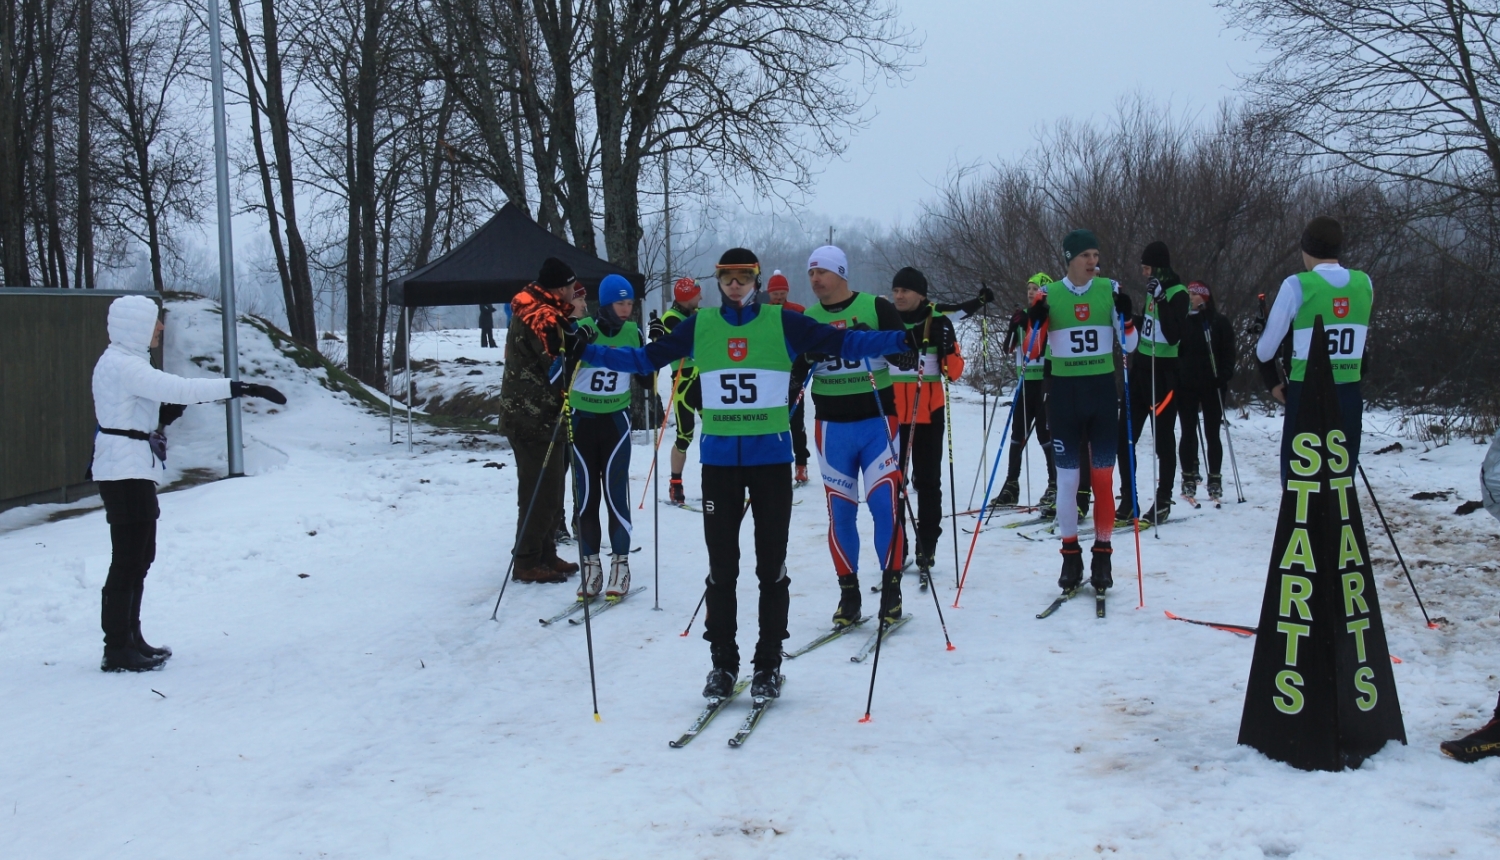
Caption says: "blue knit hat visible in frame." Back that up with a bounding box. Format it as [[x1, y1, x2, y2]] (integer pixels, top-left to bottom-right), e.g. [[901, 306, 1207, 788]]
[[598, 274, 634, 305]]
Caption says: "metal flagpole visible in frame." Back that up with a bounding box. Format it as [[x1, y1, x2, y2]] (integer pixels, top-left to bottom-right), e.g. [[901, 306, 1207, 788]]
[[207, 0, 244, 477], [405, 306, 413, 453]]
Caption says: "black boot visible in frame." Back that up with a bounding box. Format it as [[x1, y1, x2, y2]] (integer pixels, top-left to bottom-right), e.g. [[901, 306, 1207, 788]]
[[1141, 496, 1172, 525], [1077, 487, 1091, 519], [751, 667, 784, 700], [1207, 474, 1223, 501], [1058, 539, 1084, 591], [130, 586, 171, 661], [1039, 482, 1058, 518], [990, 479, 1020, 507], [1441, 693, 1500, 762], [101, 589, 163, 672], [879, 568, 903, 623], [1091, 541, 1114, 592], [702, 667, 737, 700], [833, 574, 862, 627]]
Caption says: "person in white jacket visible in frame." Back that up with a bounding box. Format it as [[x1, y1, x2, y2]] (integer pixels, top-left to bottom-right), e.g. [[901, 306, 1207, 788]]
[[91, 295, 285, 672]]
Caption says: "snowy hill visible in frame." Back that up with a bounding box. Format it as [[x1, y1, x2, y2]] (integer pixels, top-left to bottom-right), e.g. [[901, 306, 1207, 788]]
[[1, 298, 1499, 857]]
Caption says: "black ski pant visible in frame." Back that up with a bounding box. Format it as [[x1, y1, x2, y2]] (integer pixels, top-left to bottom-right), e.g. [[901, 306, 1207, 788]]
[[1005, 378, 1056, 488], [1177, 383, 1224, 480], [98, 479, 159, 647], [1118, 355, 1179, 507], [790, 389, 810, 467], [701, 462, 793, 674], [897, 410, 945, 560], [1280, 380, 1363, 485], [507, 428, 567, 568], [481, 326, 497, 348]]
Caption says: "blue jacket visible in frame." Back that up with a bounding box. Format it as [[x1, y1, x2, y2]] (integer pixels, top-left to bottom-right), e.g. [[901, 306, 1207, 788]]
[[583, 302, 908, 466]]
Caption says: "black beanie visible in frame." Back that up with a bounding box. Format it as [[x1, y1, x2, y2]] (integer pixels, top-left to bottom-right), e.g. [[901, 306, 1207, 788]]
[[892, 266, 929, 296], [537, 256, 577, 290], [1141, 241, 1171, 269], [1300, 217, 1342, 260], [717, 247, 759, 268]]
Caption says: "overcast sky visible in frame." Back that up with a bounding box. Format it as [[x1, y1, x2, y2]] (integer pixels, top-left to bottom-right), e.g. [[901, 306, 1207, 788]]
[[802, 0, 1267, 226]]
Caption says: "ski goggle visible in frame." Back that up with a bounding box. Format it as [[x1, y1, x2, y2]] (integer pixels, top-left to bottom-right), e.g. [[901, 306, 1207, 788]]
[[716, 268, 759, 287]]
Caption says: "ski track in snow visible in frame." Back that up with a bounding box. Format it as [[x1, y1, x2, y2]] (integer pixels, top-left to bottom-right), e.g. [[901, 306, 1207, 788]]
[[2, 312, 1500, 858]]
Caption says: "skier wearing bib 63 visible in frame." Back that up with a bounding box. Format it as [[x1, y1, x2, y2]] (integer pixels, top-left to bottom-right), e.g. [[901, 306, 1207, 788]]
[[581, 248, 921, 702]]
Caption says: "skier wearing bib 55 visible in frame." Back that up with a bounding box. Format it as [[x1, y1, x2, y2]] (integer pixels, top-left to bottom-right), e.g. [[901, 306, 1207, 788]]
[[581, 248, 920, 701], [1025, 230, 1138, 595]]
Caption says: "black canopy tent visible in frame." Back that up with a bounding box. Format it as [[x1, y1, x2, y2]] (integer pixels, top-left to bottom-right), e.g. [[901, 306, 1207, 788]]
[[386, 203, 646, 449], [390, 202, 645, 308]]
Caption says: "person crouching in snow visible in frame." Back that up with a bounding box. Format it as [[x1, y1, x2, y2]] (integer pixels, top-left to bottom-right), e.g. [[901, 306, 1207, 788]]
[[91, 295, 286, 672]]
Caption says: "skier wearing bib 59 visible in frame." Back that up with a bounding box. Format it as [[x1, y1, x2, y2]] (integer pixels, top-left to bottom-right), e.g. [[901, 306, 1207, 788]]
[[581, 248, 920, 701], [568, 274, 652, 601], [1025, 231, 1138, 595]]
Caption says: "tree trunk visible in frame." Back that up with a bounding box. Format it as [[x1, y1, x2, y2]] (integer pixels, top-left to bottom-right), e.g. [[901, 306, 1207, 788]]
[[75, 0, 93, 288], [261, 0, 316, 348], [0, 8, 31, 286]]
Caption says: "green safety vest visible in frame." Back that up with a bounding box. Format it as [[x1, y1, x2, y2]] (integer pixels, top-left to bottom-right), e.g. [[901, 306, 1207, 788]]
[[662, 306, 697, 375], [1290, 270, 1372, 383], [1044, 277, 1118, 377], [803, 292, 892, 395], [889, 307, 946, 384], [1139, 282, 1188, 358], [693, 307, 792, 436], [1012, 319, 1045, 381], [570, 318, 642, 413]]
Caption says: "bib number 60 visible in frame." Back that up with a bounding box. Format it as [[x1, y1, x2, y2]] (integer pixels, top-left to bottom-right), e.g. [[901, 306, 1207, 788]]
[[719, 372, 759, 404]]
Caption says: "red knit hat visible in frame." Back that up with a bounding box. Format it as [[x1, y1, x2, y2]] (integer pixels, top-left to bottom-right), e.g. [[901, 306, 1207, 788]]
[[767, 270, 790, 292], [673, 277, 701, 302], [1187, 280, 1211, 298]]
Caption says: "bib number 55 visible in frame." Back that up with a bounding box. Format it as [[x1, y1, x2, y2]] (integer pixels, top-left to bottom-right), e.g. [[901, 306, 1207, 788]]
[[719, 372, 759, 404]]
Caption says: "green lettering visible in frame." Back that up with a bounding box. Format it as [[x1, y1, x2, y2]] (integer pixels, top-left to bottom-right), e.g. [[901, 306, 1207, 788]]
[[1329, 476, 1354, 520], [1353, 666, 1378, 711], [1286, 480, 1320, 523], [1279, 574, 1314, 620], [1327, 430, 1350, 475], [1341, 571, 1370, 617], [1290, 433, 1322, 477], [1278, 621, 1311, 666], [1338, 526, 1365, 571], [1347, 618, 1372, 663], [1279, 529, 1317, 573], [1275, 670, 1305, 715]]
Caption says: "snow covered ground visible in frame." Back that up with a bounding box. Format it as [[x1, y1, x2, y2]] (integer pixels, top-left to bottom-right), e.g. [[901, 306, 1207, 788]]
[[3, 301, 1499, 858]]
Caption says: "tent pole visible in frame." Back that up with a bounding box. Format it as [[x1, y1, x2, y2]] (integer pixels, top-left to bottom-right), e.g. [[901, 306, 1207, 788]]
[[405, 305, 413, 454], [388, 302, 394, 444]]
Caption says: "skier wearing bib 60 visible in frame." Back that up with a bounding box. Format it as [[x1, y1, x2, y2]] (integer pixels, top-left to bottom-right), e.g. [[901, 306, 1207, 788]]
[[581, 248, 920, 702], [568, 274, 651, 601], [1025, 231, 1138, 595]]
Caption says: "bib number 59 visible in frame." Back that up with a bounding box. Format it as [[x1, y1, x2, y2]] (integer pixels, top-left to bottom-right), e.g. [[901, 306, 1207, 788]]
[[719, 372, 759, 404], [1069, 329, 1099, 354]]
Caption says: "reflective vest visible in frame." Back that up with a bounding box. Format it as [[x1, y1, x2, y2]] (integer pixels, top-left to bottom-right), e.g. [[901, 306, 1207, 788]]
[[803, 292, 891, 396], [1044, 278, 1118, 377], [569, 318, 641, 413], [662, 306, 697, 375], [1139, 282, 1188, 358], [693, 308, 792, 436], [1290, 270, 1372, 383], [889, 308, 946, 384]]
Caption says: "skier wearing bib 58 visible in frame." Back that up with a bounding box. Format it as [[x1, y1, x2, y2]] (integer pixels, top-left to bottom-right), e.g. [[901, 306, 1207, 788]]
[[992, 272, 1059, 512], [581, 248, 920, 701], [1119, 241, 1189, 525], [1025, 231, 1138, 595]]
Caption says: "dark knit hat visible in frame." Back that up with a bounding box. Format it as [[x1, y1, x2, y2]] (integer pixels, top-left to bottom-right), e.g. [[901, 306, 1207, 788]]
[[1062, 230, 1099, 264], [717, 247, 760, 269], [537, 256, 577, 290], [892, 266, 929, 296], [1141, 241, 1171, 269], [1301, 217, 1342, 260]]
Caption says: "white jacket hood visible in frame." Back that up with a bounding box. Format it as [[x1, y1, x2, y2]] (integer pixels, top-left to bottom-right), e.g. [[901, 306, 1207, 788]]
[[108, 294, 160, 354]]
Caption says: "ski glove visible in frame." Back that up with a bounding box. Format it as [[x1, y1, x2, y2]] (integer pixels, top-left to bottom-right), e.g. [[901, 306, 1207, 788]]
[[230, 381, 287, 405], [159, 404, 186, 426], [1246, 318, 1266, 336], [1009, 309, 1027, 331], [976, 285, 995, 305], [936, 322, 956, 357], [888, 349, 920, 372], [1027, 298, 1050, 326], [647, 315, 668, 342], [562, 322, 596, 355], [1113, 291, 1133, 320], [1146, 278, 1165, 300]]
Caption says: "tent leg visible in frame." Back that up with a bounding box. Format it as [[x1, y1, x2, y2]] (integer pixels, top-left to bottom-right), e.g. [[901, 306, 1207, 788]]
[[405, 306, 413, 455], [388, 310, 394, 445]]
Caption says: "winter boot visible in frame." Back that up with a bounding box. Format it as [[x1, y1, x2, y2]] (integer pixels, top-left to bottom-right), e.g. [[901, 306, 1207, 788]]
[[130, 586, 171, 661], [1091, 541, 1114, 592], [669, 475, 686, 505], [702, 667, 737, 700], [606, 554, 631, 599], [990, 479, 1021, 508], [1441, 693, 1500, 762], [1207, 474, 1224, 502], [833, 574, 862, 627], [577, 555, 604, 599], [100, 590, 164, 672], [514, 563, 567, 584], [1058, 539, 1084, 592], [879, 568, 903, 623], [550, 556, 580, 575], [1039, 482, 1058, 518], [751, 667, 784, 700], [795, 464, 809, 485], [1181, 470, 1200, 499]]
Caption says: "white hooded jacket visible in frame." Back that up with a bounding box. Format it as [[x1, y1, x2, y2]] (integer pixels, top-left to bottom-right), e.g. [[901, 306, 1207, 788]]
[[90, 295, 233, 483]]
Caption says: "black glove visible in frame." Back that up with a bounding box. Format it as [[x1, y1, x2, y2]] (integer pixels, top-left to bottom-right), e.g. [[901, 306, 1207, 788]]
[[562, 322, 597, 354], [647, 315, 668, 342], [159, 404, 186, 426], [888, 349, 919, 372], [1008, 309, 1026, 331], [1146, 278, 1164, 300], [803, 352, 837, 364], [1113, 291, 1133, 320], [937, 322, 956, 357], [849, 322, 873, 332], [231, 381, 287, 405], [1246, 318, 1266, 336], [1027, 299, 1050, 325], [976, 285, 995, 305]]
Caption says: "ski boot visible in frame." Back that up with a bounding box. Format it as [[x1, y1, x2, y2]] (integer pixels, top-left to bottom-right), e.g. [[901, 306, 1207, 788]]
[[1039, 482, 1058, 518], [990, 479, 1021, 508], [577, 554, 604, 599], [751, 668, 784, 700], [1181, 470, 1200, 499], [795, 463, 809, 485], [1141, 496, 1172, 525], [606, 554, 631, 599], [1207, 474, 1223, 503], [669, 476, 686, 505], [1077, 487, 1091, 519], [915, 552, 934, 589], [1090, 541, 1113, 592], [1441, 693, 1500, 762], [879, 568, 903, 623], [702, 667, 737, 700], [1058, 538, 1084, 591], [833, 574, 862, 627]]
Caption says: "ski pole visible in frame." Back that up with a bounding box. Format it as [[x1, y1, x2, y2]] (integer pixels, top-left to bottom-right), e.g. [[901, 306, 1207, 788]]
[[638, 359, 685, 509], [1117, 310, 1145, 609], [558, 340, 603, 721], [491, 405, 570, 620], [680, 588, 706, 636], [858, 612, 889, 723], [1203, 323, 1246, 502], [1147, 313, 1160, 540], [652, 370, 663, 611], [942, 371, 962, 589], [1357, 464, 1437, 628], [953, 322, 1037, 607], [967, 384, 1005, 510]]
